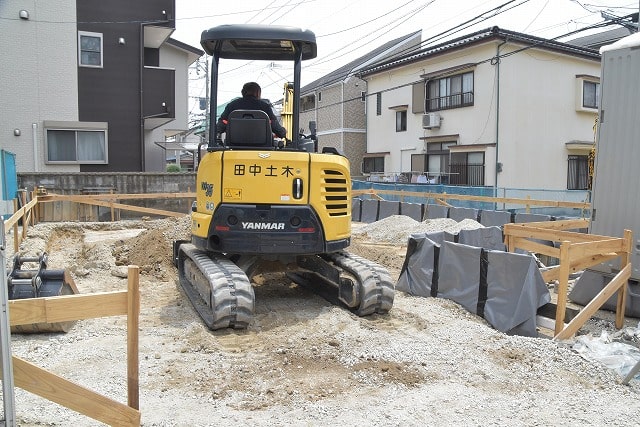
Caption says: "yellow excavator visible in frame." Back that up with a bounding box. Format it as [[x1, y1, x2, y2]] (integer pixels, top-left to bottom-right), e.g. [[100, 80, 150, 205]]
[[173, 24, 394, 329]]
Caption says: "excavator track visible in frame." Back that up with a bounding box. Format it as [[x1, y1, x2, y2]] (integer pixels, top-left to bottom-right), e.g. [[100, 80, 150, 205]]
[[175, 243, 254, 330], [290, 251, 395, 316]]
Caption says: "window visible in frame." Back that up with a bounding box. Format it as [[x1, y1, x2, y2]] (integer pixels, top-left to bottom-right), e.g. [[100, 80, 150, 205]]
[[301, 94, 315, 111], [78, 31, 103, 68], [576, 76, 600, 112], [450, 151, 485, 186], [318, 91, 322, 102], [396, 111, 407, 132], [362, 156, 384, 174], [426, 141, 456, 184], [426, 72, 474, 111], [45, 123, 108, 164], [361, 91, 366, 102], [567, 155, 589, 190], [583, 81, 600, 109], [376, 92, 382, 116]]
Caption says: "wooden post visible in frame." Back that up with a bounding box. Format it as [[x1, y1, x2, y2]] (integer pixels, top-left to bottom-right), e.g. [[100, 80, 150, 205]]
[[110, 189, 115, 222], [127, 265, 140, 410], [616, 229, 633, 329], [12, 199, 19, 253], [555, 241, 571, 335], [20, 191, 28, 238]]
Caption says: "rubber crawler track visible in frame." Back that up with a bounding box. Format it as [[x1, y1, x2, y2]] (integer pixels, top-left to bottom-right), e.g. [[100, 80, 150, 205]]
[[326, 251, 395, 316], [178, 244, 255, 330]]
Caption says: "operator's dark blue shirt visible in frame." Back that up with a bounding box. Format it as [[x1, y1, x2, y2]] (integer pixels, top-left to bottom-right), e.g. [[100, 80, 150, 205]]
[[217, 95, 287, 138]]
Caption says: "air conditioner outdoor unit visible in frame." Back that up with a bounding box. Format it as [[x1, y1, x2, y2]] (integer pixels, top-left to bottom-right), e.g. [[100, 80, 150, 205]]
[[422, 113, 441, 129]]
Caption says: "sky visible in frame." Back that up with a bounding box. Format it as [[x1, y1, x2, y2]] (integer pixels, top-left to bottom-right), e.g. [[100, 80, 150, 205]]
[[170, 0, 639, 118]]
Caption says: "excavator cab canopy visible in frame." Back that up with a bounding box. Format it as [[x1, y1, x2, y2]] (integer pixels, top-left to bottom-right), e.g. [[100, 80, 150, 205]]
[[200, 24, 317, 61], [200, 24, 317, 149]]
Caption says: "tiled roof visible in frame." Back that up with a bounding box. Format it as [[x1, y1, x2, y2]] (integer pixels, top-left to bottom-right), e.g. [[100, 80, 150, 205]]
[[358, 26, 601, 77], [300, 30, 421, 94], [565, 27, 633, 50]]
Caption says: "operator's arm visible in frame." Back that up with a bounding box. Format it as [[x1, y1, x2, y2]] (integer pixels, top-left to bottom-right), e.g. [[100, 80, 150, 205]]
[[216, 105, 231, 134], [270, 119, 287, 139]]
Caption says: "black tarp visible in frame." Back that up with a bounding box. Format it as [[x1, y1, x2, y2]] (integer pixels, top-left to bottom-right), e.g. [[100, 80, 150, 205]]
[[397, 232, 550, 336]]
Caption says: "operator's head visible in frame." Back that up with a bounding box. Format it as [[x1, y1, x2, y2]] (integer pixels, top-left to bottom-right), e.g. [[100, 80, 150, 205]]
[[241, 82, 261, 98]]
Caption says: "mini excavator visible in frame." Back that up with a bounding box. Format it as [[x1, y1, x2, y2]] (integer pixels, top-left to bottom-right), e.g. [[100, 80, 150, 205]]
[[173, 24, 394, 329]]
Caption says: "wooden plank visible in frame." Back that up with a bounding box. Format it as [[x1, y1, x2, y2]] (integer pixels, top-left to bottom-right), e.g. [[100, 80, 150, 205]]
[[351, 189, 589, 209], [518, 218, 589, 231], [568, 238, 626, 260], [555, 242, 571, 335], [40, 192, 195, 201], [555, 263, 632, 340], [4, 197, 38, 229], [541, 266, 560, 283], [127, 266, 140, 410], [540, 253, 619, 283], [510, 237, 559, 258], [43, 197, 186, 218], [9, 292, 128, 326], [616, 230, 633, 328], [504, 224, 603, 243], [10, 357, 140, 426]]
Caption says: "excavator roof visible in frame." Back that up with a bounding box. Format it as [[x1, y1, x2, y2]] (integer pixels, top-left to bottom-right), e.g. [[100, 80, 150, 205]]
[[200, 24, 317, 61]]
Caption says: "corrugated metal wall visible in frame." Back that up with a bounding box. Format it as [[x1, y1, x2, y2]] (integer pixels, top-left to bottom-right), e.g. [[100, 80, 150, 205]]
[[591, 38, 640, 280]]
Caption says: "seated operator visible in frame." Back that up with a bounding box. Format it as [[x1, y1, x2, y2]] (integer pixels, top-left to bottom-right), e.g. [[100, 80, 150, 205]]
[[217, 82, 287, 139]]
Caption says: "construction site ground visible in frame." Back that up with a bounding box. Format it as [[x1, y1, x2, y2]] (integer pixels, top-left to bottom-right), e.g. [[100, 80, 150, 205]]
[[4, 215, 640, 426]]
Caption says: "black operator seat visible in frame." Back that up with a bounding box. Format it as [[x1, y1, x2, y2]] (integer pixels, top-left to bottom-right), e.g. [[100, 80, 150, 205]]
[[225, 109, 273, 149]]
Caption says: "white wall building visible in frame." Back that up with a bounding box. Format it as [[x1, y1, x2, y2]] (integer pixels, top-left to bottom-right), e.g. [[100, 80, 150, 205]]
[[359, 27, 601, 191]]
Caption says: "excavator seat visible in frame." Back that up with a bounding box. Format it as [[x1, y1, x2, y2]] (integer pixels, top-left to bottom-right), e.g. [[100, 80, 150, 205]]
[[226, 109, 273, 148]]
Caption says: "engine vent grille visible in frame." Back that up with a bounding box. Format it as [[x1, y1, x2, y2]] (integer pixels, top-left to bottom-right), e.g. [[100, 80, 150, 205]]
[[321, 169, 349, 217]]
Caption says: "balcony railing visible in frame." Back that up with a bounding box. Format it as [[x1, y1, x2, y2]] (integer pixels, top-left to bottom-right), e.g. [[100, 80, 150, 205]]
[[449, 163, 484, 186], [427, 91, 474, 111]]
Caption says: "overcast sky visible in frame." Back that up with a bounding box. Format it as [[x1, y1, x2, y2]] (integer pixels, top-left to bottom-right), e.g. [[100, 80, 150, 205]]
[[171, 0, 639, 114]]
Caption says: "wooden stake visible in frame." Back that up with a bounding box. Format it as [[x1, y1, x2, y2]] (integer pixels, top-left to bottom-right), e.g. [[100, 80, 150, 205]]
[[127, 265, 140, 410]]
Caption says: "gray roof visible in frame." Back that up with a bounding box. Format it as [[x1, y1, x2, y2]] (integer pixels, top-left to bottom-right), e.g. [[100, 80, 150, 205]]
[[167, 38, 204, 56], [565, 27, 634, 50], [300, 30, 421, 94], [358, 26, 601, 77]]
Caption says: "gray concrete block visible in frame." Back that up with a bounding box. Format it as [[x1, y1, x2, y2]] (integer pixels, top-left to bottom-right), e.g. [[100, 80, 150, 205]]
[[400, 202, 424, 221], [360, 199, 379, 223], [425, 204, 449, 219]]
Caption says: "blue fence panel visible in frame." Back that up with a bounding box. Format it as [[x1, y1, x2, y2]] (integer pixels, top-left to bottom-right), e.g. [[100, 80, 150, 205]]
[[352, 180, 589, 218]]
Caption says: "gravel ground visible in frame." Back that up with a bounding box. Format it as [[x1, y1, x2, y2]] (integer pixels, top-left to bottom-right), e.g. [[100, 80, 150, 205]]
[[3, 215, 640, 426]]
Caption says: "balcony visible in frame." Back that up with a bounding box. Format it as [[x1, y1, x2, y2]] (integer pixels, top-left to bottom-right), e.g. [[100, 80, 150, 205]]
[[143, 66, 175, 130]]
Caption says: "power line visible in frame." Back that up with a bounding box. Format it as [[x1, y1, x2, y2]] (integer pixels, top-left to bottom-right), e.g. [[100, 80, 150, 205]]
[[308, 17, 628, 114]]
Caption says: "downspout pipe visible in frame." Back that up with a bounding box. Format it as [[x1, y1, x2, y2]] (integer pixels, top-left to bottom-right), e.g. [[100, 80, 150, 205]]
[[32, 123, 38, 172], [494, 37, 507, 201]]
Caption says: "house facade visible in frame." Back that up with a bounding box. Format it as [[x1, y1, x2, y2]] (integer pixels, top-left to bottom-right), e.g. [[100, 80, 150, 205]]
[[358, 27, 602, 191], [0, 0, 202, 173], [299, 31, 422, 179]]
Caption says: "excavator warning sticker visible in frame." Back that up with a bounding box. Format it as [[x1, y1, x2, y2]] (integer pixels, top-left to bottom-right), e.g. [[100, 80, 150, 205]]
[[224, 188, 242, 200]]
